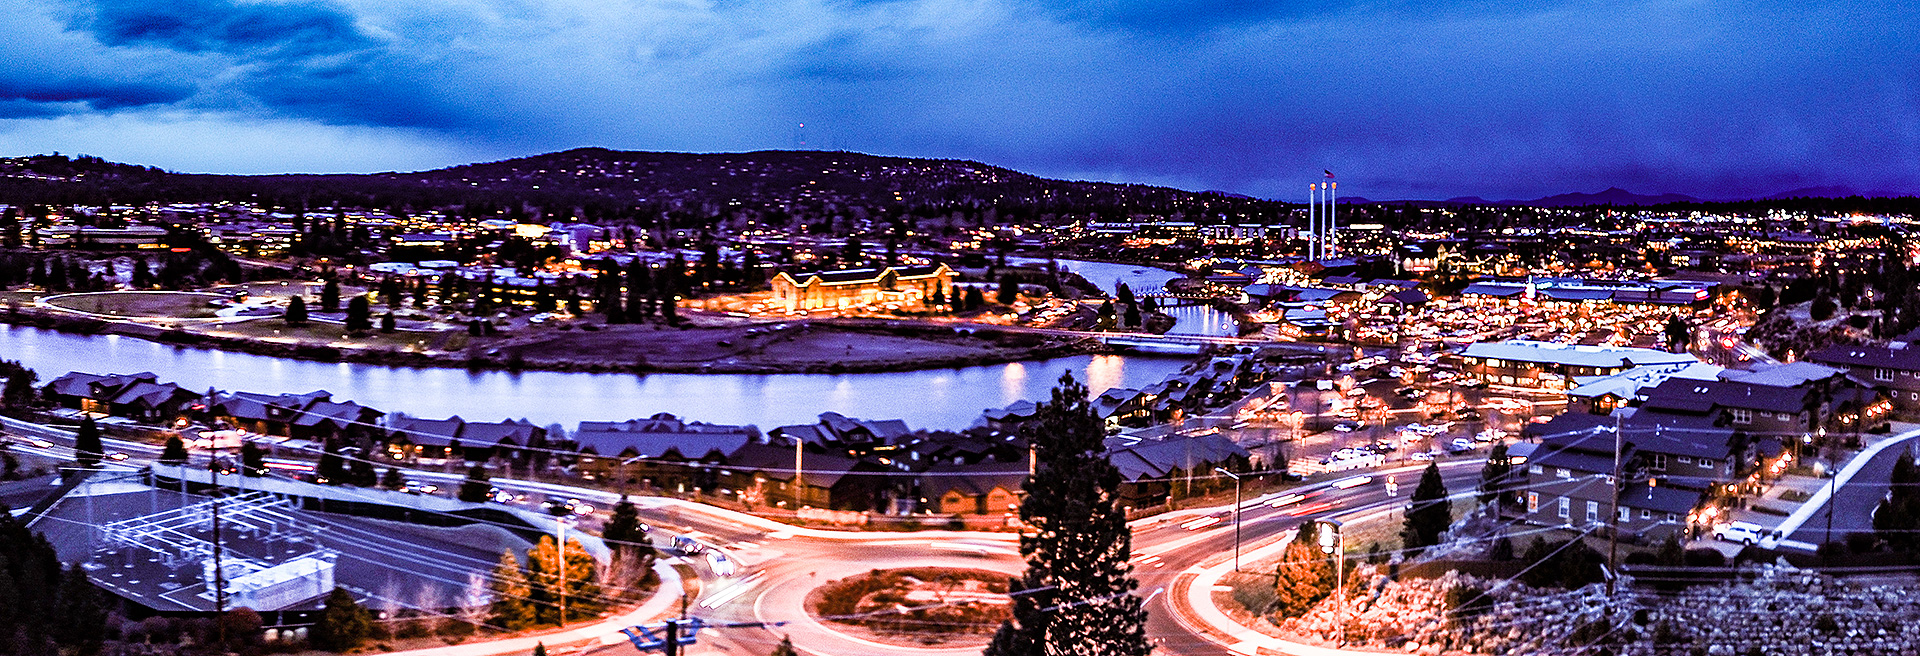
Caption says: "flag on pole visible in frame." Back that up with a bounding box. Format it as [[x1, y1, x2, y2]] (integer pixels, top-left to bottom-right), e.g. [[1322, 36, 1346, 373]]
[[1324, 170, 1335, 179]]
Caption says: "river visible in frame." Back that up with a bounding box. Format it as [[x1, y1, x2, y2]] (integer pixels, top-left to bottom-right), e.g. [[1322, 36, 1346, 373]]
[[1, 260, 1236, 430], [1018, 258, 1238, 337]]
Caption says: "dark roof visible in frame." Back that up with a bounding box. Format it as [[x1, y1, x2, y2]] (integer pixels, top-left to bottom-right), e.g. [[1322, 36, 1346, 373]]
[[1620, 483, 1701, 515], [1807, 344, 1920, 371], [1106, 434, 1248, 481], [572, 418, 752, 459], [1640, 378, 1812, 414], [388, 416, 465, 447], [459, 418, 542, 446]]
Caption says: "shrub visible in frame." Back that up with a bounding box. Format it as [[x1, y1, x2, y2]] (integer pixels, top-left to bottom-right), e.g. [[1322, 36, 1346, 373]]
[[1230, 578, 1276, 615]]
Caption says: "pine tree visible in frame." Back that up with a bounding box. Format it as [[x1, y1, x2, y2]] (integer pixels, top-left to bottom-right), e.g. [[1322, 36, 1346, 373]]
[[241, 441, 265, 477], [346, 295, 372, 332], [459, 465, 492, 503], [321, 279, 341, 312], [985, 373, 1150, 656], [487, 551, 536, 631], [53, 564, 106, 652], [769, 635, 798, 656], [382, 466, 405, 489], [381, 311, 397, 333], [74, 417, 102, 468], [964, 286, 985, 311], [1478, 441, 1511, 507], [1116, 282, 1135, 306], [310, 588, 374, 652], [1123, 302, 1141, 328], [533, 642, 548, 656], [603, 496, 655, 582], [317, 441, 345, 484], [626, 261, 652, 322], [285, 295, 308, 325], [159, 434, 189, 465], [1402, 461, 1452, 552], [998, 274, 1019, 305]]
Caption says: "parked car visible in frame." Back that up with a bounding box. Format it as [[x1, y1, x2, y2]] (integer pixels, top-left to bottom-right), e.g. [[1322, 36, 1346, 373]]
[[1713, 521, 1765, 546]]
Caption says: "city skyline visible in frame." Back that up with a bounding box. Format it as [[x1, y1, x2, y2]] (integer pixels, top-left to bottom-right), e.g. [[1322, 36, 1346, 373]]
[[1, 0, 1915, 200]]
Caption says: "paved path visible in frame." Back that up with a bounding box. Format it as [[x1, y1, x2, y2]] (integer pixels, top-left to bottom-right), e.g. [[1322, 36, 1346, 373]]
[[1772, 428, 1920, 551]]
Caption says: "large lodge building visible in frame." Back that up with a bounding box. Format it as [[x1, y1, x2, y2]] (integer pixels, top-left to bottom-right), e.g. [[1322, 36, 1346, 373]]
[[770, 263, 955, 312]]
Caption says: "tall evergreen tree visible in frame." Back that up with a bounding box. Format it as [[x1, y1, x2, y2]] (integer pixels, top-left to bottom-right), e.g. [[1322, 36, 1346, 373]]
[[602, 496, 655, 581], [1478, 442, 1511, 507], [964, 286, 985, 311], [488, 551, 536, 631], [53, 564, 106, 652], [345, 295, 372, 332], [998, 274, 1020, 305], [74, 417, 102, 468], [459, 465, 492, 503], [1402, 462, 1452, 552], [985, 374, 1151, 656], [626, 261, 652, 322], [241, 441, 265, 477], [321, 279, 341, 312], [769, 636, 798, 656], [1115, 282, 1135, 306], [159, 434, 189, 465], [285, 295, 309, 325]]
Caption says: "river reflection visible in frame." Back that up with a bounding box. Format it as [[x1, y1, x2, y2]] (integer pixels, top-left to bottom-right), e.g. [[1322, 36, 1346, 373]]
[[0, 325, 1190, 430]]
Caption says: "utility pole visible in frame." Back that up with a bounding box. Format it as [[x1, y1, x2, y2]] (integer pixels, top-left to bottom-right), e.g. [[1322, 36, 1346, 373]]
[[211, 458, 227, 614], [794, 437, 805, 508], [1607, 416, 1623, 595], [556, 517, 572, 626], [1214, 467, 1242, 571]]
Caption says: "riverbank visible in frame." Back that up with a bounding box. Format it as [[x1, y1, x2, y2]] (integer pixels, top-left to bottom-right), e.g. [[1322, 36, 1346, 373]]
[[0, 305, 1106, 375]]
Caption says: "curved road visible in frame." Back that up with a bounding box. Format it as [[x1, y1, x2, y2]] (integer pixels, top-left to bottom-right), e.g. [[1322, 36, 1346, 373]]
[[3, 415, 1477, 656]]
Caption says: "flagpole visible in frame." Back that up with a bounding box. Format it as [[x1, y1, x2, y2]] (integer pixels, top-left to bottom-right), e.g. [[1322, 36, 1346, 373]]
[[1307, 184, 1316, 261]]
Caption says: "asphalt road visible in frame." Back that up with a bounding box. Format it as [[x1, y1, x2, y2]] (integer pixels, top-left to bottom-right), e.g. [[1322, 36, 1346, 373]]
[[4, 414, 1480, 656]]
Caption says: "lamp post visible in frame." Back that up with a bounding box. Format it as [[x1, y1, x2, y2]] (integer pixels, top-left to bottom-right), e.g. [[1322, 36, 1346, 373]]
[[1214, 467, 1242, 571], [1318, 519, 1345, 646]]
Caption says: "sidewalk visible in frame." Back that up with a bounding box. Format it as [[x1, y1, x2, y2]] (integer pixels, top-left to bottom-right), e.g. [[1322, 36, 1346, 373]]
[[386, 560, 684, 656], [1766, 426, 1920, 552]]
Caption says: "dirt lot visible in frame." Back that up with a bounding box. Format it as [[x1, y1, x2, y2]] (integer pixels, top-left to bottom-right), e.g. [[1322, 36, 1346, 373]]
[[44, 291, 225, 318], [503, 321, 1088, 373]]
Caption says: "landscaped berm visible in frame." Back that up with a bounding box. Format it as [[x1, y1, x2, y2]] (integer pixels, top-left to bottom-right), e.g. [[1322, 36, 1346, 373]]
[[43, 291, 226, 318], [805, 567, 1012, 647]]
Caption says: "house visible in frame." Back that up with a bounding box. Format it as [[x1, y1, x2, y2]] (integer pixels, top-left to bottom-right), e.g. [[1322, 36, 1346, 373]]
[[918, 462, 1028, 516], [1104, 434, 1250, 510], [571, 414, 756, 489], [723, 442, 890, 511], [210, 391, 334, 438], [1518, 424, 1704, 541], [43, 372, 164, 415], [385, 416, 545, 463], [769, 264, 955, 312], [1808, 342, 1920, 417], [1566, 361, 1725, 414], [289, 399, 384, 443], [105, 380, 200, 422]]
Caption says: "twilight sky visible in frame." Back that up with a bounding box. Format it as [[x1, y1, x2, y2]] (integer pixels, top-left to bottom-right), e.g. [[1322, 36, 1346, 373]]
[[1, 0, 1915, 200]]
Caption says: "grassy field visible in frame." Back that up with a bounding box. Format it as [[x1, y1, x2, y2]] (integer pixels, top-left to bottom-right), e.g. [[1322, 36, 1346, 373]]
[[212, 318, 440, 351], [44, 291, 224, 318]]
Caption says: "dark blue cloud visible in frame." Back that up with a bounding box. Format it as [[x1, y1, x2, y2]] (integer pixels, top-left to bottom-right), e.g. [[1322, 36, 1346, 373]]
[[75, 0, 373, 58], [0, 76, 191, 109], [5, 0, 1916, 200]]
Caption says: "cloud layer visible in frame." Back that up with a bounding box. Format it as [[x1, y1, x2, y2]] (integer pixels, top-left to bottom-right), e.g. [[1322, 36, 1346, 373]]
[[0, 0, 1914, 199]]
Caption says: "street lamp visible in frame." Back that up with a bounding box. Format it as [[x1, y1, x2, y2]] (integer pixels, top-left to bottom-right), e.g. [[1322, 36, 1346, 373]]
[[1214, 467, 1242, 571], [1317, 519, 1345, 647]]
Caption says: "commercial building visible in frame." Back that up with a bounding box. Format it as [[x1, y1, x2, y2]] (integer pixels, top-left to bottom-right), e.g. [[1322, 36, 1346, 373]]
[[1458, 340, 1700, 390], [769, 264, 954, 312]]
